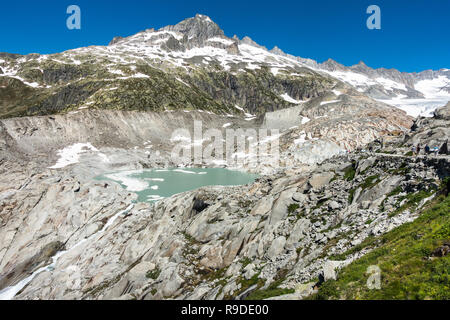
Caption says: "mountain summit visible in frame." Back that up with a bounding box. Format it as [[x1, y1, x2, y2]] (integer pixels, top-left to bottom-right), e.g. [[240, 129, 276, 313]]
[[162, 14, 224, 41]]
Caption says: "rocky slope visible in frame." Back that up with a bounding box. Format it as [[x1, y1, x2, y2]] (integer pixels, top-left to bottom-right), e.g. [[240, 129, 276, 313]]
[[0, 103, 448, 300], [309, 189, 450, 300]]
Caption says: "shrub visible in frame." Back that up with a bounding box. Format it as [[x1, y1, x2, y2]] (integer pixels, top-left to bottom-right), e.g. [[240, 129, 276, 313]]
[[287, 203, 300, 214], [344, 165, 356, 181]]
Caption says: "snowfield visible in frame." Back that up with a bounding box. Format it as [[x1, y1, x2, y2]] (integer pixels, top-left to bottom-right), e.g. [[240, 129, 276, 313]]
[[49, 143, 109, 169]]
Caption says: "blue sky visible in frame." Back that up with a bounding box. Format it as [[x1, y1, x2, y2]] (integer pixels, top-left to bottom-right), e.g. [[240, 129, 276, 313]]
[[0, 0, 448, 72]]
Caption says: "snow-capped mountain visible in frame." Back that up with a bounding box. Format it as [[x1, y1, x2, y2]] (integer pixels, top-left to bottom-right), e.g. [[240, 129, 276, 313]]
[[0, 14, 448, 119], [312, 59, 450, 117]]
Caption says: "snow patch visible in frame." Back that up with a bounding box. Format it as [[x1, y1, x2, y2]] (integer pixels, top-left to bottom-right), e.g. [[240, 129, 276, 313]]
[[49, 143, 106, 169], [301, 117, 311, 124], [320, 100, 341, 106], [105, 170, 148, 192], [280, 93, 302, 104], [207, 37, 234, 46]]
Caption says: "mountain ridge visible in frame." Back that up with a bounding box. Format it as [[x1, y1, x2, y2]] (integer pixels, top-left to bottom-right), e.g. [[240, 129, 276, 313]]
[[104, 14, 450, 112], [0, 14, 448, 120]]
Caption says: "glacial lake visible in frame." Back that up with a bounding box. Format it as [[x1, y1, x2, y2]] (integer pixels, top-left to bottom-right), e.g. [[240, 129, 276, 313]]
[[95, 168, 258, 202]]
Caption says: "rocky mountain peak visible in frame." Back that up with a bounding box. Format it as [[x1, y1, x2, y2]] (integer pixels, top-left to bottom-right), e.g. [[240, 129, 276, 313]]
[[270, 46, 285, 56], [351, 60, 371, 71], [240, 36, 267, 50], [161, 14, 224, 41], [321, 58, 346, 71]]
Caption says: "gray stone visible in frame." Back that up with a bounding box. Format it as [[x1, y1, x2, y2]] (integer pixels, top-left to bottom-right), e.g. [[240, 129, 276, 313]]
[[243, 263, 257, 280], [287, 219, 311, 246], [357, 157, 376, 175], [328, 201, 340, 210], [292, 192, 307, 203], [308, 172, 335, 190], [323, 261, 339, 281], [266, 236, 286, 260]]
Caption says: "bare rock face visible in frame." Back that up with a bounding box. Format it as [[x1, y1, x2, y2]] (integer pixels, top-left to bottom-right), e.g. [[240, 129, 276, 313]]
[[0, 241, 64, 290], [308, 172, 335, 190], [0, 143, 445, 301], [0, 93, 443, 302], [434, 102, 450, 120], [266, 236, 286, 260], [108, 36, 124, 46], [322, 261, 341, 281], [0, 97, 433, 301], [0, 160, 137, 297], [162, 14, 225, 47], [406, 102, 450, 153]]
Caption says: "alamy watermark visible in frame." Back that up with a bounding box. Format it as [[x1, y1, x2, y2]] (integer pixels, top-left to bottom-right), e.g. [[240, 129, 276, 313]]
[[67, 5, 81, 30], [366, 265, 381, 290], [367, 5, 381, 30], [66, 5, 379, 31]]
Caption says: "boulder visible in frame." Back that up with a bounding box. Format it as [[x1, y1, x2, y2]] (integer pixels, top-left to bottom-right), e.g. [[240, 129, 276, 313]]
[[73, 181, 81, 193], [286, 219, 311, 246], [243, 263, 257, 280], [323, 261, 340, 281], [431, 242, 450, 257], [357, 175, 403, 205], [292, 192, 307, 203], [433, 102, 450, 120], [192, 198, 209, 213], [250, 196, 274, 216], [356, 157, 376, 175], [308, 172, 334, 190], [328, 201, 340, 210], [266, 188, 296, 226], [266, 236, 286, 260], [199, 246, 223, 269]]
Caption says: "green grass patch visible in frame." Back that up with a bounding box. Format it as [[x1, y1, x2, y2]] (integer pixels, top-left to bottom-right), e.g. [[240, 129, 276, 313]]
[[344, 165, 356, 181], [240, 257, 252, 269], [146, 268, 161, 280], [287, 203, 300, 214], [312, 192, 450, 300], [348, 188, 356, 204], [389, 189, 436, 217], [360, 175, 381, 190], [245, 269, 294, 300]]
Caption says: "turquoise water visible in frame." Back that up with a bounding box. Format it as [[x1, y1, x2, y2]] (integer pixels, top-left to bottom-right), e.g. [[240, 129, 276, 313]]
[[95, 168, 258, 203]]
